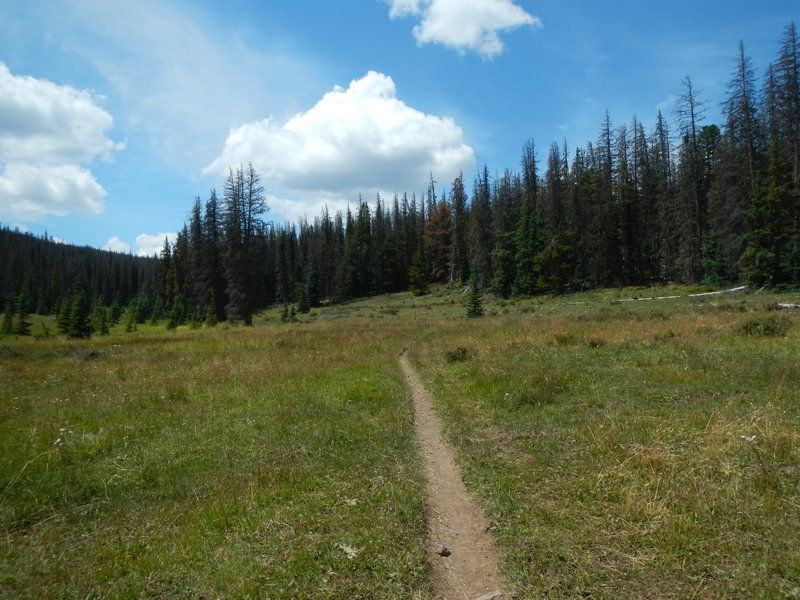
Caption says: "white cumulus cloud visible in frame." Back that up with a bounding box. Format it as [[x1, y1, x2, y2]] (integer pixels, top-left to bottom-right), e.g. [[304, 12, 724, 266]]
[[135, 232, 176, 257], [387, 0, 540, 57], [104, 236, 132, 254], [0, 62, 122, 221], [204, 71, 474, 205]]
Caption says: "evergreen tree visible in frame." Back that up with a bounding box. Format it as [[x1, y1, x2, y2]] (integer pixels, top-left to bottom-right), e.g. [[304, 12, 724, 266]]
[[221, 164, 268, 325], [448, 173, 470, 285], [741, 136, 799, 285], [203, 190, 227, 322], [535, 228, 575, 293], [513, 140, 542, 296], [490, 236, 516, 298], [90, 305, 110, 335], [58, 278, 92, 338], [465, 274, 485, 318], [673, 77, 710, 282], [297, 253, 319, 313], [124, 303, 139, 332], [345, 201, 373, 297], [469, 166, 494, 288], [408, 242, 430, 296], [424, 199, 452, 283], [12, 284, 32, 336], [2, 301, 13, 334], [205, 290, 219, 327], [167, 296, 187, 330]]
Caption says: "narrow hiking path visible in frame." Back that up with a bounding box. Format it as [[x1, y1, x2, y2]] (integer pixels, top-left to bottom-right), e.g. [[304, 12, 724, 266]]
[[399, 350, 506, 600]]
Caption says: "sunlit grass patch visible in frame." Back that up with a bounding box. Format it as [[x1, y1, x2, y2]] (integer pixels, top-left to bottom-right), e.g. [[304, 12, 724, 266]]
[[409, 290, 800, 599], [0, 318, 429, 599]]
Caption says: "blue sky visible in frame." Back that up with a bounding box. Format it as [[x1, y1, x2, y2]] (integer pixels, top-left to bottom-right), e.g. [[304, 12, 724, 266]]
[[0, 0, 797, 255]]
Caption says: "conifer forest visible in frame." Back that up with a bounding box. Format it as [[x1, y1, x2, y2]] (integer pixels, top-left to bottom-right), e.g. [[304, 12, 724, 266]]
[[2, 23, 799, 335]]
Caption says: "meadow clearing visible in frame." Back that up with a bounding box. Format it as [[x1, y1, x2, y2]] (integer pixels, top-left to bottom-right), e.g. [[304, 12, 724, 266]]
[[1, 286, 799, 599]]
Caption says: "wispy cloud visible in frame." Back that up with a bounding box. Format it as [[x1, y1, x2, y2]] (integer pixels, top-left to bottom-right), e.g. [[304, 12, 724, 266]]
[[55, 0, 319, 173], [387, 0, 540, 57]]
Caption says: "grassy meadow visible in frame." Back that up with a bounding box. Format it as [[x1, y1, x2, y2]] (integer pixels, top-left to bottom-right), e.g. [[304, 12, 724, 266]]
[[0, 314, 429, 599], [410, 289, 800, 599], [2, 285, 800, 598]]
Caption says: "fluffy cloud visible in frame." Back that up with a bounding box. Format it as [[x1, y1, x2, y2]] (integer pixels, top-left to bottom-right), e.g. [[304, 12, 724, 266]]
[[0, 63, 122, 221], [104, 236, 132, 254], [204, 71, 474, 202], [387, 0, 540, 57], [135, 232, 176, 257]]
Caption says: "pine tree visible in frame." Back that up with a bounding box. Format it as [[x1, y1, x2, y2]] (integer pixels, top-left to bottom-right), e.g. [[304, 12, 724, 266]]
[[469, 166, 494, 288], [449, 173, 470, 285], [408, 243, 430, 296], [124, 303, 138, 332], [490, 237, 516, 298], [741, 136, 799, 286], [12, 284, 32, 336], [673, 77, 710, 282], [203, 190, 227, 322], [58, 278, 92, 338], [90, 305, 110, 335], [205, 290, 219, 327], [535, 228, 575, 293], [424, 199, 452, 283], [345, 200, 373, 298], [513, 192, 542, 296], [513, 140, 542, 296], [2, 301, 13, 334], [221, 164, 268, 325], [465, 274, 485, 318], [297, 253, 319, 313]]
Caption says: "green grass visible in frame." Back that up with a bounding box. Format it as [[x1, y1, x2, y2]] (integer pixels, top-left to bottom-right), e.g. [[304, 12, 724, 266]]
[[0, 319, 429, 599], [410, 291, 800, 599], [2, 285, 800, 598]]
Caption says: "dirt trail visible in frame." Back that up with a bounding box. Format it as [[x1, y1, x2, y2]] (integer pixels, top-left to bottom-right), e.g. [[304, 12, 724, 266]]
[[399, 350, 506, 600]]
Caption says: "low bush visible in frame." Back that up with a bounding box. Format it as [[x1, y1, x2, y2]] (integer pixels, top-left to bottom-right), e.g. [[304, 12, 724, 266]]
[[444, 346, 474, 363], [736, 315, 792, 337]]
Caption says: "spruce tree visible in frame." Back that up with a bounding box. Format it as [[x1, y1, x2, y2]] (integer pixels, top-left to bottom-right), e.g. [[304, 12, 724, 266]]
[[741, 136, 799, 286], [90, 305, 110, 335], [2, 302, 13, 334], [57, 278, 92, 338], [466, 274, 485, 318], [125, 304, 138, 332], [469, 166, 494, 288], [408, 243, 430, 296], [535, 228, 575, 293], [298, 253, 319, 313], [449, 173, 470, 285], [12, 285, 32, 336], [221, 164, 267, 325]]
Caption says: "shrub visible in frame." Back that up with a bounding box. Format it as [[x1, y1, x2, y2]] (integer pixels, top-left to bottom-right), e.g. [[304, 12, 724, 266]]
[[553, 334, 579, 346], [736, 315, 792, 337], [444, 346, 474, 363]]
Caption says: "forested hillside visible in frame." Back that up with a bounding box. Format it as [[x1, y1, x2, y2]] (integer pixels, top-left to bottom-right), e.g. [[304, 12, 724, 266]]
[[3, 23, 799, 334], [0, 227, 159, 335]]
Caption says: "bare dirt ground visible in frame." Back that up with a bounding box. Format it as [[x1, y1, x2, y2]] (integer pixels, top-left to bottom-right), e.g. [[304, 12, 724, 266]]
[[400, 350, 506, 600]]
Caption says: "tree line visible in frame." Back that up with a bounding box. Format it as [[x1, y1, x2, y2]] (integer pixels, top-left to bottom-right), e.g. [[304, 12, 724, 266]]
[[0, 226, 159, 336], [2, 23, 798, 335]]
